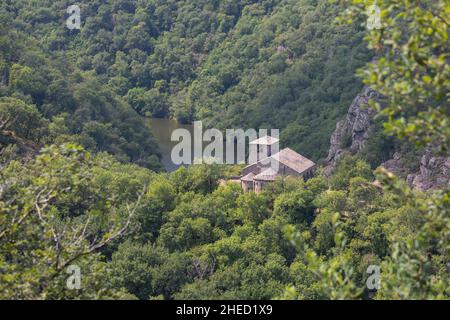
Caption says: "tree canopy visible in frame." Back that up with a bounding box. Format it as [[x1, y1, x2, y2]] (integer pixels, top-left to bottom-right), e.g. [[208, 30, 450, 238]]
[[0, 0, 448, 300]]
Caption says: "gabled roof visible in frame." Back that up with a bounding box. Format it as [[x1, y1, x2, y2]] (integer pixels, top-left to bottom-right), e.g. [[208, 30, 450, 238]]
[[271, 148, 315, 174], [249, 135, 280, 146], [242, 147, 315, 178], [254, 168, 278, 181], [241, 172, 256, 182]]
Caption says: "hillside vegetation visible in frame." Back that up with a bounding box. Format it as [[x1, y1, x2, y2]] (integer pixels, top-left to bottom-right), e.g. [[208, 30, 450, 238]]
[[1, 146, 447, 299], [0, 0, 448, 300], [1, 0, 371, 161]]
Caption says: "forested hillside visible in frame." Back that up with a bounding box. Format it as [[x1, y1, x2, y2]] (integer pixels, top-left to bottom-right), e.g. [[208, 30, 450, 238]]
[[0, 0, 448, 301], [173, 0, 371, 160], [0, 1, 163, 169], [1, 0, 371, 161]]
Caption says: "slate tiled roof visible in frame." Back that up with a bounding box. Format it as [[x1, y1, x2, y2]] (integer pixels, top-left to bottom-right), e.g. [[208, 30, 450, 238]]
[[254, 168, 278, 181], [271, 148, 315, 174], [241, 172, 256, 182]]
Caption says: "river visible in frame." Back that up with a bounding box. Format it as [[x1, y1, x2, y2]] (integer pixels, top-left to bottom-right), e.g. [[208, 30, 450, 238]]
[[146, 118, 194, 172], [146, 118, 243, 172]]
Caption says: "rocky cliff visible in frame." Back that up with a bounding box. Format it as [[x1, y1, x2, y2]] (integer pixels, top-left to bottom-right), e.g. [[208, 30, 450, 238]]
[[404, 148, 449, 190], [326, 87, 449, 191], [326, 86, 379, 170]]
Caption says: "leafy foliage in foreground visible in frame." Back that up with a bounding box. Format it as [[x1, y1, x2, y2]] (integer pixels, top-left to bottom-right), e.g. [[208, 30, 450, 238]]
[[342, 0, 450, 151], [0, 0, 448, 301], [1, 147, 447, 299]]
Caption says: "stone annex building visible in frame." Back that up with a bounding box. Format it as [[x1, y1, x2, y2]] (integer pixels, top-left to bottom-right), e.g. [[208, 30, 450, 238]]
[[240, 136, 316, 192]]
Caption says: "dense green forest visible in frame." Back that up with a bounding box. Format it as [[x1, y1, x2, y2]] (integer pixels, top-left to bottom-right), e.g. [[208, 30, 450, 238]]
[[0, 0, 371, 161], [0, 0, 163, 169], [0, 147, 447, 299], [0, 0, 449, 300]]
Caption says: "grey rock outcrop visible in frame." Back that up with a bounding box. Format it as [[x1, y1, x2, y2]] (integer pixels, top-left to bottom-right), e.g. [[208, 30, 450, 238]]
[[325, 87, 449, 191], [326, 86, 379, 172], [405, 148, 450, 190]]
